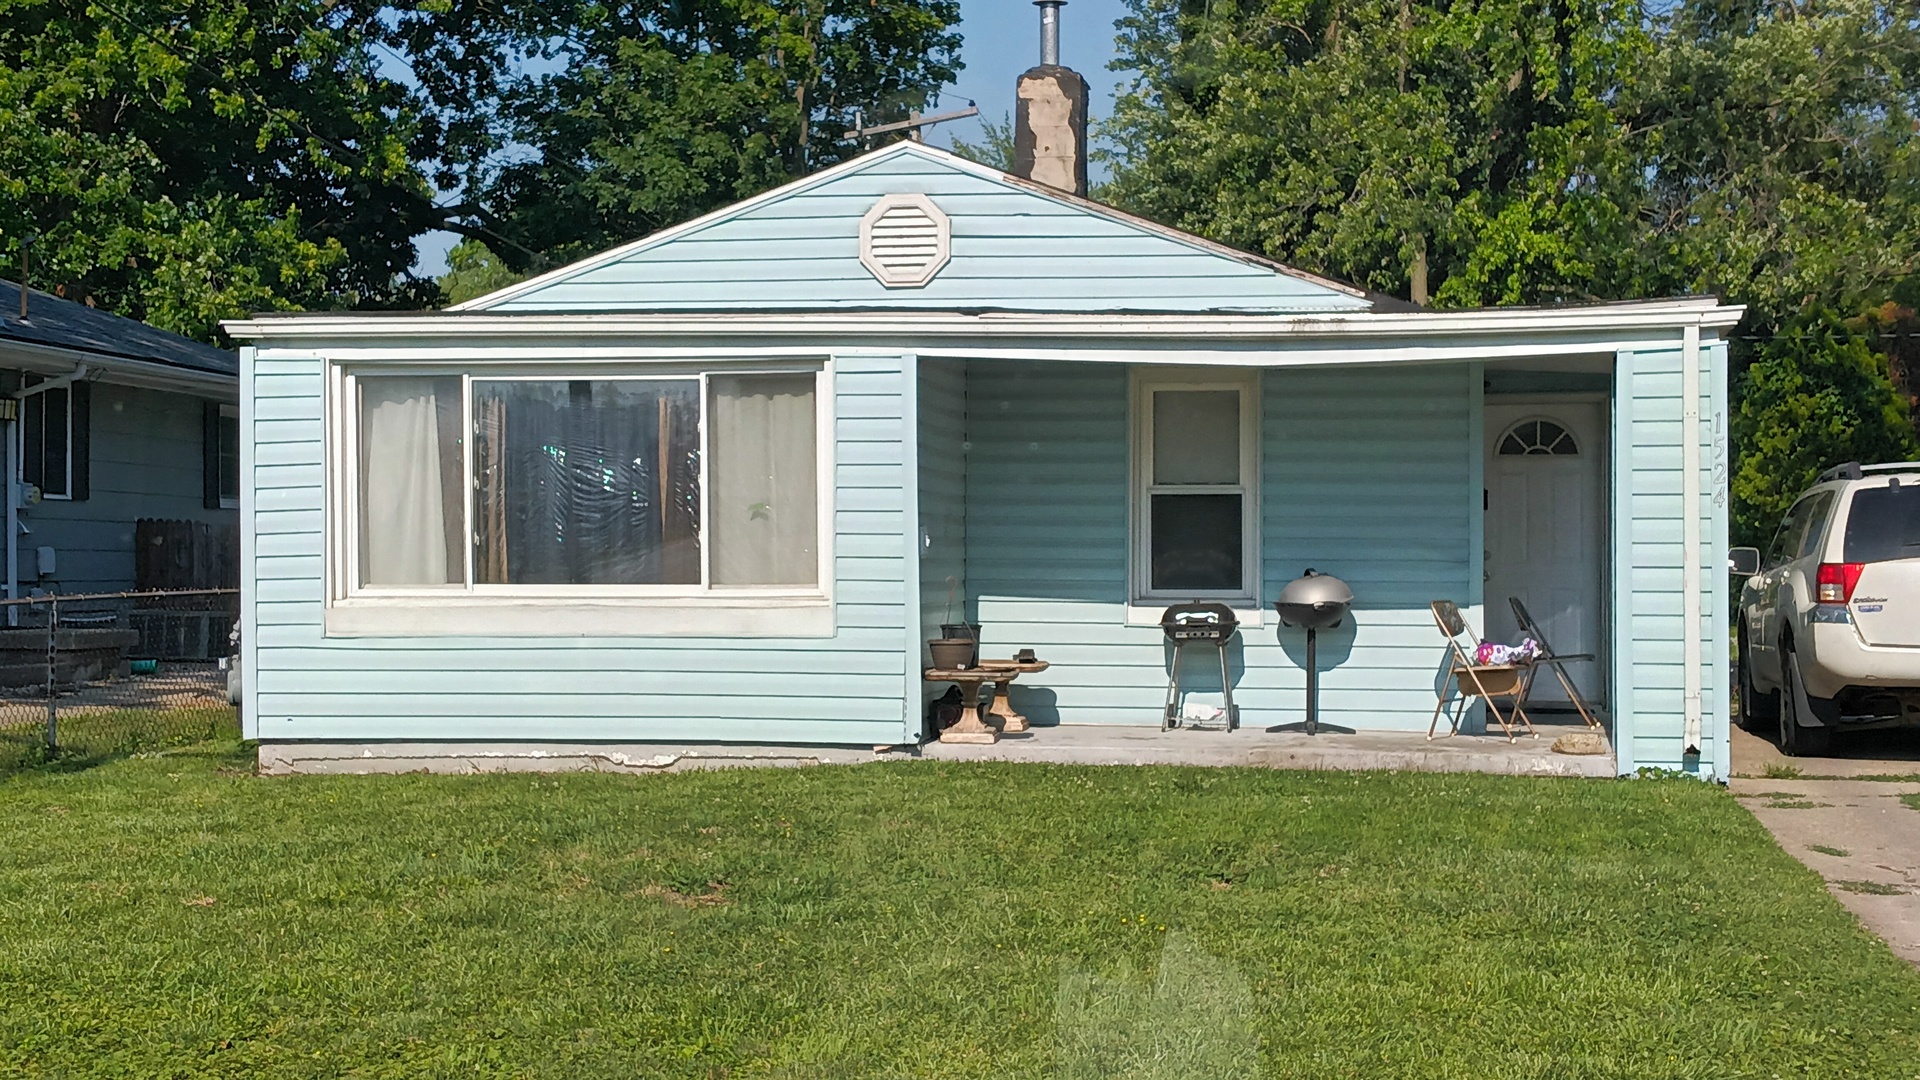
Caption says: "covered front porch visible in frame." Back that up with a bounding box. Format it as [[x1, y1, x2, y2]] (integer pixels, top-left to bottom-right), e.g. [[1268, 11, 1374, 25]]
[[916, 348, 1631, 755]]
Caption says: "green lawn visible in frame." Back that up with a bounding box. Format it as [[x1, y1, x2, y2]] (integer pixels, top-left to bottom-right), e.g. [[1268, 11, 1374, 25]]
[[4, 744, 1919, 1078]]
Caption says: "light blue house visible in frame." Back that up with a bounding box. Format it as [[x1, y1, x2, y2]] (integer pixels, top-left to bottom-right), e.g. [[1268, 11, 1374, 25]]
[[224, 140, 1741, 778]]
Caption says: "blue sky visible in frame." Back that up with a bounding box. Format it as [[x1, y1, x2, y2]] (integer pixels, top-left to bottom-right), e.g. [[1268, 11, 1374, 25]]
[[413, 0, 1134, 275]]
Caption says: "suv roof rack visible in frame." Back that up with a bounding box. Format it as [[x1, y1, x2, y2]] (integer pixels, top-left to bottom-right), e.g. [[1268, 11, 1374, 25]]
[[1817, 461, 1920, 483]]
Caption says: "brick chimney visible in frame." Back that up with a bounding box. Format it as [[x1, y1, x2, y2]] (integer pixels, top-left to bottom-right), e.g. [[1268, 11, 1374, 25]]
[[1013, 1, 1089, 197]]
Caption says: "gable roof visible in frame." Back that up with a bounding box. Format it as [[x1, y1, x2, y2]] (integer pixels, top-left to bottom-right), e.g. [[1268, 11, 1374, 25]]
[[455, 142, 1396, 316], [0, 280, 236, 377]]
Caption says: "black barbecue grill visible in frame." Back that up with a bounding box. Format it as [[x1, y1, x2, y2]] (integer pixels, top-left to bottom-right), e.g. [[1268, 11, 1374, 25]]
[[1160, 602, 1240, 730], [1274, 569, 1354, 735]]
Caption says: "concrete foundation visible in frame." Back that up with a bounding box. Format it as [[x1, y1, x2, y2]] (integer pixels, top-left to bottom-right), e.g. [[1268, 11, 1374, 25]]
[[259, 721, 1613, 778]]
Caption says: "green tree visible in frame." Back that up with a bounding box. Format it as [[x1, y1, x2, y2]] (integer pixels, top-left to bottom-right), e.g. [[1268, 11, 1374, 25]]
[[470, 1, 963, 270], [0, 0, 467, 339], [0, 1, 963, 333], [437, 240, 524, 307], [949, 113, 1016, 171], [1101, 0, 1920, 318], [1731, 314, 1919, 545]]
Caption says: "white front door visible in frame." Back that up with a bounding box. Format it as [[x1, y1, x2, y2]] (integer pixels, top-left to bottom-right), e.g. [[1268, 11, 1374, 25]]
[[1483, 401, 1607, 707]]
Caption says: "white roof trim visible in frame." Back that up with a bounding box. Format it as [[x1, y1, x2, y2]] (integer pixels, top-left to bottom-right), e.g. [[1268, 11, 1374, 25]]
[[0, 339, 236, 397], [227, 299, 1745, 342], [447, 141, 1376, 312]]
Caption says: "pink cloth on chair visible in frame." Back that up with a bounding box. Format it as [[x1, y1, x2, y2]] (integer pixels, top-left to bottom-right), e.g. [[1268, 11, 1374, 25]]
[[1474, 638, 1543, 666]]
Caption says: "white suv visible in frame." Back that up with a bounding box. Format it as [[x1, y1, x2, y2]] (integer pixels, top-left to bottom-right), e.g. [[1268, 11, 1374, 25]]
[[1734, 461, 1920, 754]]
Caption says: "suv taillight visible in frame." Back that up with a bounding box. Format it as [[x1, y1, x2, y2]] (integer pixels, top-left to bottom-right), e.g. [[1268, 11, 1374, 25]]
[[1817, 562, 1865, 604]]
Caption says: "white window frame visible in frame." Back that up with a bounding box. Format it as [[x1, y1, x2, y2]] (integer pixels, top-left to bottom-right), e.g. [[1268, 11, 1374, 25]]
[[323, 358, 836, 637], [18, 380, 73, 501], [1128, 369, 1262, 612], [217, 403, 241, 509]]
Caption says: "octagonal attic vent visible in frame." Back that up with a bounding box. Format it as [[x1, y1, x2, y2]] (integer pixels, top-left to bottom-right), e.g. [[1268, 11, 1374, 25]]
[[859, 194, 951, 288]]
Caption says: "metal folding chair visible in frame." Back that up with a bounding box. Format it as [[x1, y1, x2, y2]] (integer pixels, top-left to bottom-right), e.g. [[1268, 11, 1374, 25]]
[[1507, 596, 1602, 729], [1428, 600, 1535, 743]]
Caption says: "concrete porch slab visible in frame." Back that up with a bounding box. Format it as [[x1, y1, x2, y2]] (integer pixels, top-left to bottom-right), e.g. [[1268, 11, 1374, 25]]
[[920, 722, 1616, 777], [258, 722, 1614, 778]]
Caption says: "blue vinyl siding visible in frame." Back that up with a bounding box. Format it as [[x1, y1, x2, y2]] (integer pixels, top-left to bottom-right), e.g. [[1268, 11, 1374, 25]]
[[19, 381, 234, 593], [964, 360, 1474, 729], [243, 350, 915, 746], [1614, 343, 1730, 778], [482, 147, 1369, 316]]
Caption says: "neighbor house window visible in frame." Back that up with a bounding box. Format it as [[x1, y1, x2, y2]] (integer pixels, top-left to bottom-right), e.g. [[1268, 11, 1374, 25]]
[[345, 368, 822, 596], [204, 403, 240, 509], [1131, 372, 1259, 603], [19, 376, 87, 501]]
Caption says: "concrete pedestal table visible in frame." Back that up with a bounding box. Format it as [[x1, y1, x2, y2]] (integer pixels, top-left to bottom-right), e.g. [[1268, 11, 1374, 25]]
[[976, 659, 1050, 733], [924, 668, 1002, 744]]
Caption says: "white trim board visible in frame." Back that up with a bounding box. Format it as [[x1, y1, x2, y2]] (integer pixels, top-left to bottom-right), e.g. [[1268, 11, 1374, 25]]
[[229, 299, 1744, 343]]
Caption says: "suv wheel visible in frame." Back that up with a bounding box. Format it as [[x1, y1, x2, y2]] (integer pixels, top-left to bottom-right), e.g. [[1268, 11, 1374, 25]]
[[1738, 633, 1778, 729], [1779, 645, 1834, 756]]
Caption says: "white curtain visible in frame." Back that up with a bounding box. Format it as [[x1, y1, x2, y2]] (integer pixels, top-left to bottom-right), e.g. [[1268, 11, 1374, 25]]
[[360, 377, 458, 585], [709, 374, 817, 586]]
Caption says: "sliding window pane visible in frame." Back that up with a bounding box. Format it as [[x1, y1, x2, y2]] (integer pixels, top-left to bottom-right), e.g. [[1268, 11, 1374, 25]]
[[1150, 493, 1242, 591], [709, 374, 818, 586], [472, 380, 700, 586], [358, 376, 463, 586]]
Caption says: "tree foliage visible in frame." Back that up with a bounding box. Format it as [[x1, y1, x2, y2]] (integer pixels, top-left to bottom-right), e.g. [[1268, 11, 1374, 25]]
[[460, 1, 962, 271], [0, 0, 451, 339], [1731, 314, 1919, 544], [437, 239, 524, 307], [0, 0, 962, 337], [949, 113, 1016, 172], [1103, 0, 1920, 321]]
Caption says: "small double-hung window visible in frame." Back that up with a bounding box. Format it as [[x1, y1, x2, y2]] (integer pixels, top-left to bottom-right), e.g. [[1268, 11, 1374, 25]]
[[1132, 372, 1260, 604], [344, 367, 825, 612]]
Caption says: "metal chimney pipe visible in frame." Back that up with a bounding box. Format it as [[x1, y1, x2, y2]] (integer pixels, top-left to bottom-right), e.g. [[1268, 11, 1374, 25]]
[[1036, 0, 1064, 66]]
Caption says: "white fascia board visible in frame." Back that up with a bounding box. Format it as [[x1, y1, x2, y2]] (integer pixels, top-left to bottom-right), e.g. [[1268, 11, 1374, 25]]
[[0, 340, 237, 397], [226, 301, 1746, 347]]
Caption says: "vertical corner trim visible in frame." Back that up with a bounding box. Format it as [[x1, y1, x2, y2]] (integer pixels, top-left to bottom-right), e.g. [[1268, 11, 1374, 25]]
[[1611, 349, 1636, 773]]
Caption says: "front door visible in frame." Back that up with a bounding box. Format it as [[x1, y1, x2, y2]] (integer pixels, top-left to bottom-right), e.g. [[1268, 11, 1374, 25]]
[[1483, 401, 1607, 708]]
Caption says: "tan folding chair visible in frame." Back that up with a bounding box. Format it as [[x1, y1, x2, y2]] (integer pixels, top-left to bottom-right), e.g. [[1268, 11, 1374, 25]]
[[1428, 600, 1536, 743], [1507, 597, 1602, 729]]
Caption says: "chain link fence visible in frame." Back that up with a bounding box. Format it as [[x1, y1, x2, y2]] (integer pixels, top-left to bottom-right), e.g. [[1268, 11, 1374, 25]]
[[0, 589, 239, 773]]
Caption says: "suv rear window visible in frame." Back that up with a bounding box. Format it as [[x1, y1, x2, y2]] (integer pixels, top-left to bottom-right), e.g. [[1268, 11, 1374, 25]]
[[1843, 483, 1920, 563]]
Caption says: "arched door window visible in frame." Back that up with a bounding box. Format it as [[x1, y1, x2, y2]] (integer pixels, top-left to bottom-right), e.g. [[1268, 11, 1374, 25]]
[[1498, 419, 1578, 456]]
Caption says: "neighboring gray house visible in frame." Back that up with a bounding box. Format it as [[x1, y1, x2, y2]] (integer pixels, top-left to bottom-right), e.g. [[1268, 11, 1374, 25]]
[[0, 281, 238, 596]]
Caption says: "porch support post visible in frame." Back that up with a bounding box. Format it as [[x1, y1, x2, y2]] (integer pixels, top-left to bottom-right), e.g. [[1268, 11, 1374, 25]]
[[1466, 361, 1485, 734], [1681, 326, 1703, 759]]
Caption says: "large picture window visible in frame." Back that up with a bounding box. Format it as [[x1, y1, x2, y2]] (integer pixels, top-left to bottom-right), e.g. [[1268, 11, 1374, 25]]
[[1131, 372, 1259, 604], [345, 367, 823, 598]]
